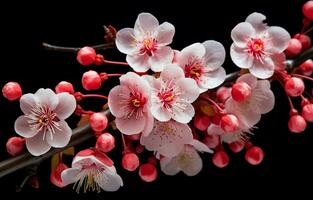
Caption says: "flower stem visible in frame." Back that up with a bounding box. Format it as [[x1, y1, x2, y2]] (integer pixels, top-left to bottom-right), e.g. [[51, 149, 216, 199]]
[[107, 73, 123, 77], [292, 73, 313, 82], [201, 95, 224, 113], [121, 133, 127, 153], [82, 94, 108, 100], [103, 60, 129, 66], [42, 42, 115, 52]]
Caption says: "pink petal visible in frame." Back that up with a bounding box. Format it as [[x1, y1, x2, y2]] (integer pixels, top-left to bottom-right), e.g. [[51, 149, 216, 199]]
[[272, 53, 287, 70], [190, 139, 213, 153], [231, 22, 255, 48], [207, 124, 224, 136], [61, 168, 80, 186], [126, 54, 150, 72], [54, 93, 76, 120], [115, 115, 146, 135], [236, 73, 258, 88], [176, 43, 205, 67], [150, 103, 172, 122], [25, 132, 51, 156], [20, 93, 38, 115], [176, 78, 199, 102], [252, 80, 275, 114], [266, 26, 291, 53], [155, 22, 175, 46], [249, 57, 275, 79], [34, 88, 59, 110], [200, 67, 226, 90], [142, 75, 161, 91], [160, 64, 185, 83], [134, 13, 159, 38], [96, 171, 123, 192], [221, 131, 243, 144], [142, 111, 154, 136], [230, 43, 254, 69], [202, 40, 225, 70], [14, 115, 37, 138], [116, 28, 138, 55], [149, 46, 174, 72], [108, 86, 130, 118], [245, 12, 268, 33], [180, 146, 202, 176], [45, 121, 72, 148], [160, 157, 180, 176], [172, 103, 195, 124], [119, 72, 150, 96]]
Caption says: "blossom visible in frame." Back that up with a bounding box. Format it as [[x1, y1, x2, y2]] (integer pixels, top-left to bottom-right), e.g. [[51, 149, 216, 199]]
[[176, 41, 226, 93], [14, 88, 76, 156], [230, 12, 290, 79], [116, 12, 175, 72], [225, 73, 275, 128], [160, 140, 212, 176], [61, 149, 123, 193], [108, 72, 153, 136], [140, 120, 193, 157], [145, 64, 199, 123]]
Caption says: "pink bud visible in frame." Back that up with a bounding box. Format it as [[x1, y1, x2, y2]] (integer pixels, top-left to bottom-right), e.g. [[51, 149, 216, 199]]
[[284, 77, 305, 97], [77, 46, 96, 66], [288, 115, 307, 133], [55, 81, 74, 94], [302, 104, 313, 122], [245, 146, 264, 165], [139, 163, 158, 182], [95, 133, 115, 152], [89, 112, 108, 132], [220, 114, 239, 133], [212, 151, 229, 168], [298, 59, 313, 76], [294, 34, 311, 50], [284, 38, 302, 58], [193, 114, 211, 131], [82, 70, 102, 90], [231, 81, 252, 102], [6, 137, 25, 156], [127, 133, 141, 141], [122, 153, 140, 171], [50, 162, 69, 188], [303, 1, 313, 20], [228, 140, 245, 153], [216, 86, 231, 103], [2, 82, 22, 101], [203, 134, 220, 149]]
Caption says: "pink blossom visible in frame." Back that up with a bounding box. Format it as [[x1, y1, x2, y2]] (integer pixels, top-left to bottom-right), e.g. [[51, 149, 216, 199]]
[[14, 88, 76, 156], [140, 120, 193, 157], [108, 72, 153, 136], [225, 73, 275, 128], [61, 149, 123, 193], [230, 12, 290, 79], [116, 13, 175, 72], [160, 140, 212, 176], [145, 64, 199, 123], [176, 41, 226, 93]]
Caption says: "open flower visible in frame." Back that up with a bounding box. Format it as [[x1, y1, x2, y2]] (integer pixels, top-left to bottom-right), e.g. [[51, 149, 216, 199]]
[[230, 12, 290, 79], [108, 72, 153, 136], [176, 41, 226, 93], [14, 88, 76, 156], [145, 64, 199, 123], [61, 149, 123, 193], [225, 73, 275, 128], [116, 12, 175, 72], [140, 120, 193, 157], [160, 140, 212, 176]]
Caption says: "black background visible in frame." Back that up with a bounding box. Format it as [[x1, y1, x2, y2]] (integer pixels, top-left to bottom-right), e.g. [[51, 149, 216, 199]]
[[0, 0, 312, 197]]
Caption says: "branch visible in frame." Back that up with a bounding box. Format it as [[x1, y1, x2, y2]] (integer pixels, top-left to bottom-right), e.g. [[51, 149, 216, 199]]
[[0, 47, 312, 179], [42, 42, 116, 52]]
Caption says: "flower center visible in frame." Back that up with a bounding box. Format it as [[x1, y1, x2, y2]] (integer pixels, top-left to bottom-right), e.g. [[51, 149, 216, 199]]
[[158, 89, 175, 106], [247, 38, 265, 59], [131, 98, 141, 108], [139, 38, 158, 56], [185, 65, 203, 81], [74, 165, 103, 193]]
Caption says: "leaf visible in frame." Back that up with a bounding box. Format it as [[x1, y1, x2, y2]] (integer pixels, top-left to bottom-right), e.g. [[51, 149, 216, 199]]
[[51, 154, 60, 170]]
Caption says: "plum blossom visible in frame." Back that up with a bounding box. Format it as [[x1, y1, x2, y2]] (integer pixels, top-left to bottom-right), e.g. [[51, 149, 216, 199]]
[[225, 73, 275, 128], [230, 12, 290, 79], [160, 140, 212, 176], [108, 72, 153, 136], [176, 41, 226, 93], [140, 120, 193, 157], [14, 88, 76, 156], [145, 64, 199, 123], [61, 149, 123, 193], [116, 12, 175, 72]]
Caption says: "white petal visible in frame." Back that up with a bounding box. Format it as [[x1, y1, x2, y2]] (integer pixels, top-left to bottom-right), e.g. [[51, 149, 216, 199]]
[[126, 54, 150, 72], [176, 43, 206, 67], [115, 115, 146, 135], [134, 13, 159, 37], [252, 80, 275, 114], [149, 47, 173, 72], [249, 57, 275, 79], [150, 103, 172, 122], [108, 86, 130, 118], [202, 40, 226, 70], [230, 43, 254, 69], [54, 93, 76, 120], [207, 124, 224, 136], [271, 53, 287, 70], [160, 64, 185, 82], [142, 111, 154, 136], [190, 139, 213, 153], [34, 88, 59, 110], [25, 132, 51, 156], [96, 171, 123, 192], [160, 157, 180, 176], [155, 22, 175, 46], [266, 26, 291, 53], [14, 115, 38, 138], [176, 78, 199, 102], [200, 67, 226, 90], [180, 147, 203, 176], [172, 103, 195, 124], [245, 12, 268, 33], [231, 22, 255, 48], [45, 121, 72, 148], [61, 168, 80, 186], [116, 28, 138, 55], [236, 73, 258, 88], [20, 93, 38, 115]]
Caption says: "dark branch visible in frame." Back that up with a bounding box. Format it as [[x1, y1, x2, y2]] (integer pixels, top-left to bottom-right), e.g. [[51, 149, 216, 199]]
[[42, 42, 116, 52]]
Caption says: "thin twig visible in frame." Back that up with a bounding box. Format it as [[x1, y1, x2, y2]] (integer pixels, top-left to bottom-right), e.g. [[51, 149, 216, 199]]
[[42, 42, 116, 52]]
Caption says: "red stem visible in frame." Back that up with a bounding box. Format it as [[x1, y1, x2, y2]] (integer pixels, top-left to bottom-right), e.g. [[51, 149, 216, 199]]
[[104, 60, 129, 66], [292, 73, 313, 82], [121, 133, 127, 153], [107, 73, 123, 77], [201, 95, 224, 113], [82, 94, 108, 100], [303, 26, 313, 35]]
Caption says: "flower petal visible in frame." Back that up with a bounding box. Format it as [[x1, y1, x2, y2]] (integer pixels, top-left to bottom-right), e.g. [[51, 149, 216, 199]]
[[155, 22, 175, 46], [126, 54, 150, 72], [61, 168, 80, 186], [160, 157, 180, 176], [20, 93, 38, 115], [34, 88, 59, 110], [25, 132, 51, 156], [160, 64, 185, 83], [200, 67, 226, 90], [54, 93, 76, 120], [142, 111, 154, 136], [108, 86, 130, 118], [134, 13, 159, 37], [172, 103, 195, 124], [190, 139, 213, 153], [96, 171, 123, 192], [149, 46, 174, 72], [176, 43, 206, 67], [230, 43, 254, 69], [245, 12, 268, 33], [236, 73, 258, 88], [180, 146, 202, 176], [271, 53, 287, 70], [207, 124, 224, 136], [150, 103, 172, 122], [253, 80, 275, 114], [202, 40, 225, 70], [249, 57, 275, 79], [231, 22, 255, 48], [116, 28, 138, 55], [14, 115, 38, 138], [115, 115, 146, 135], [266, 26, 291, 53], [45, 121, 72, 148], [176, 78, 199, 102]]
